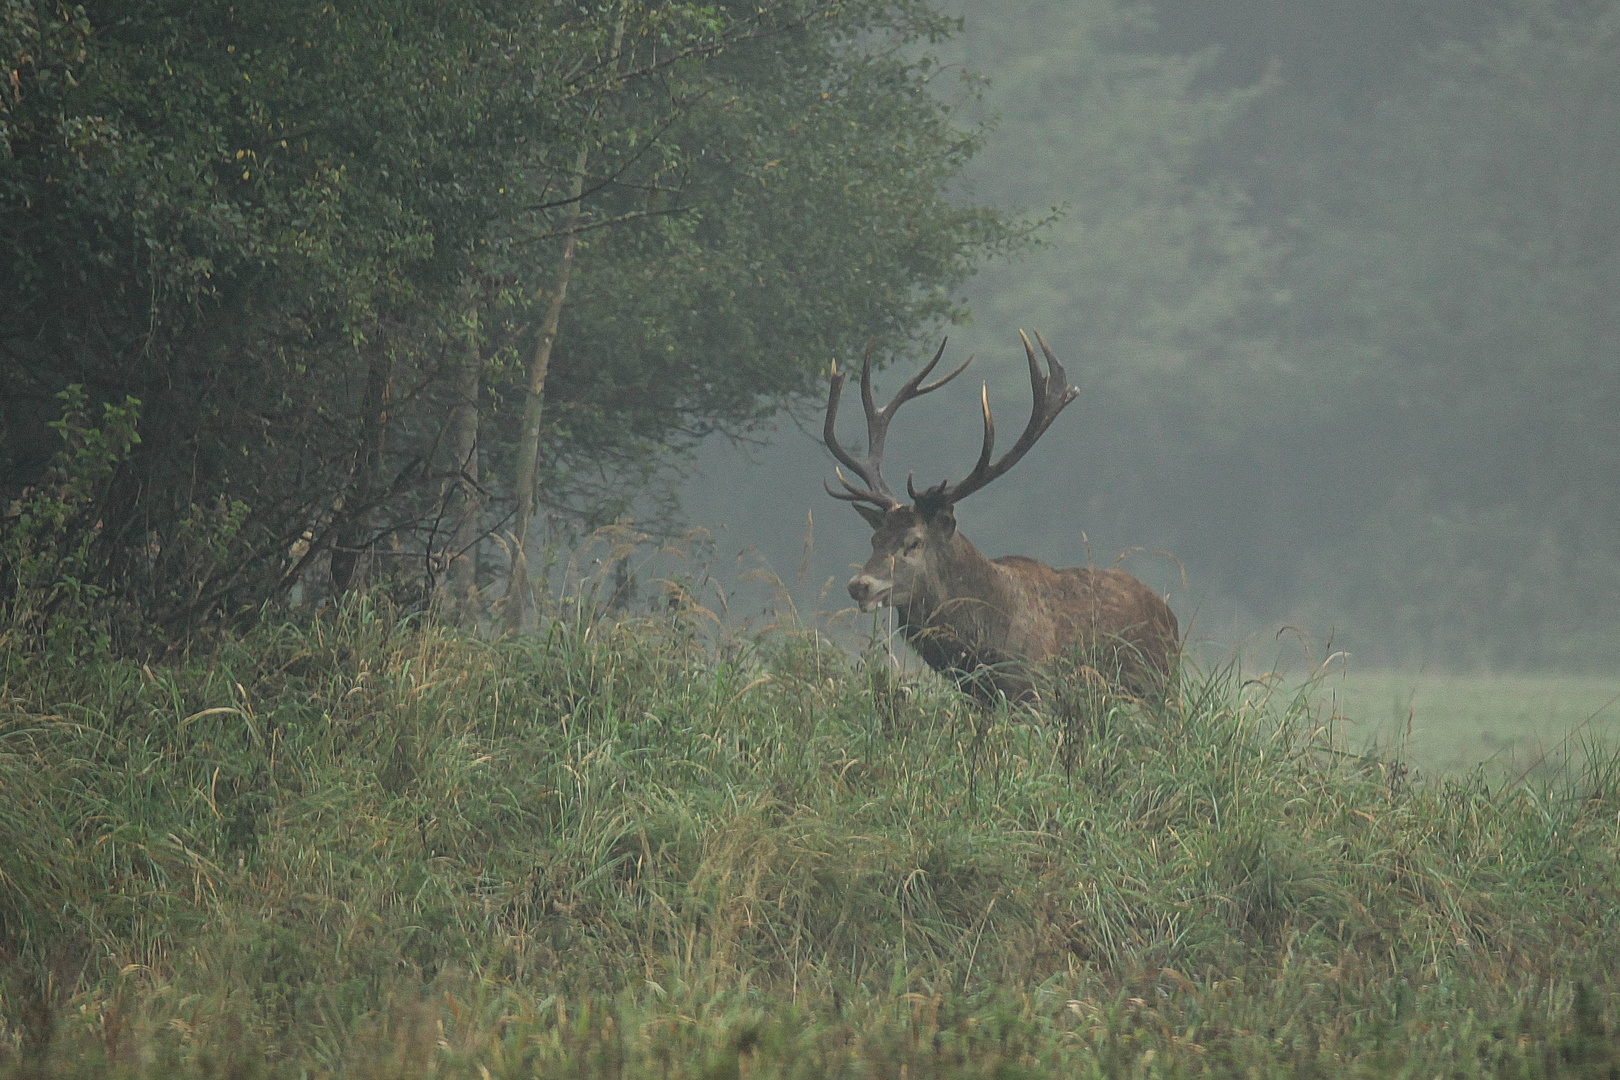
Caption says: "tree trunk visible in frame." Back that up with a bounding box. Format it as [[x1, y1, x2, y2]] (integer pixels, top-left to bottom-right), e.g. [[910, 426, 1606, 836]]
[[442, 290, 483, 622], [330, 350, 392, 594], [504, 146, 587, 630], [503, 11, 623, 631]]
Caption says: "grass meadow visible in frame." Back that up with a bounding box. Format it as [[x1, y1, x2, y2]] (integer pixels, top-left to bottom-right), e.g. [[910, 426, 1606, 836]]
[[1325, 672, 1620, 777], [1, 595, 1619, 1077]]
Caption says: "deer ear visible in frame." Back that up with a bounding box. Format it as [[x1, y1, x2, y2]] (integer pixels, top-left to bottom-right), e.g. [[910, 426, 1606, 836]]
[[929, 505, 957, 535], [853, 502, 888, 530]]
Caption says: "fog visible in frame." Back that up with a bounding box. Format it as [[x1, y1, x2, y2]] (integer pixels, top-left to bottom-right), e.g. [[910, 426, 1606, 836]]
[[678, 0, 1620, 672]]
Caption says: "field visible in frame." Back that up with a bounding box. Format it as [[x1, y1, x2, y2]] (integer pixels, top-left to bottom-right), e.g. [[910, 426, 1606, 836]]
[[1326, 671, 1620, 776], [2, 600, 1619, 1078]]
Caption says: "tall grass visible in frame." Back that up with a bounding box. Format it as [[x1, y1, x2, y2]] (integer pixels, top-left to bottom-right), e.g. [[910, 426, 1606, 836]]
[[1, 596, 1617, 1076]]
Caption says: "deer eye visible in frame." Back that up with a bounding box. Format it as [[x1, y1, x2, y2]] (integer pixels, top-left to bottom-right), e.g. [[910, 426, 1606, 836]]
[[904, 538, 924, 555]]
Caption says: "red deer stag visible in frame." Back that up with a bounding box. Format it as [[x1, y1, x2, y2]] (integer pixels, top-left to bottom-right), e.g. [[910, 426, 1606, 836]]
[[825, 332, 1179, 705]]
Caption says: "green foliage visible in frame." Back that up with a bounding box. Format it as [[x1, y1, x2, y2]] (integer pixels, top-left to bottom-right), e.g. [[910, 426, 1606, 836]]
[[0, 386, 141, 655], [5, 0, 560, 627], [0, 0, 1021, 630], [485, 0, 1026, 525], [2, 603, 1618, 1074]]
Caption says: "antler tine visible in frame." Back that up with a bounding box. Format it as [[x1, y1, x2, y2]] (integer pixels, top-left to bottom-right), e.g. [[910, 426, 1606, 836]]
[[969, 381, 996, 479], [937, 330, 1079, 505], [823, 337, 972, 511], [823, 470, 881, 503], [901, 337, 974, 398], [1030, 329, 1071, 396], [857, 338, 879, 440], [860, 338, 973, 460], [823, 354, 896, 508], [1023, 327, 1048, 404]]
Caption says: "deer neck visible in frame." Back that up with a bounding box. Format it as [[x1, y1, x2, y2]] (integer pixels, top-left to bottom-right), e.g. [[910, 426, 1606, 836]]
[[897, 530, 1012, 637]]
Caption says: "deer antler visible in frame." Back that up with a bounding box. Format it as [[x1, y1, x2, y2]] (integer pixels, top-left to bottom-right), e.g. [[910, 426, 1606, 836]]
[[823, 337, 974, 510], [910, 330, 1078, 507]]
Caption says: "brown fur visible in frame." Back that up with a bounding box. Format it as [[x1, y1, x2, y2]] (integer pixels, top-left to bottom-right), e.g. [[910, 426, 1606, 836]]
[[848, 504, 1179, 706]]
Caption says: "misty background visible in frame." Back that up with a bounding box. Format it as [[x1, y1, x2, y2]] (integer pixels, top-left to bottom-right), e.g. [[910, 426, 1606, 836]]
[[680, 0, 1620, 672]]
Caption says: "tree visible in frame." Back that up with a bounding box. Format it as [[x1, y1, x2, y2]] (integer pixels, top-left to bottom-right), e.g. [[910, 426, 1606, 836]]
[[0, 0, 1021, 638], [495, 1, 1018, 516]]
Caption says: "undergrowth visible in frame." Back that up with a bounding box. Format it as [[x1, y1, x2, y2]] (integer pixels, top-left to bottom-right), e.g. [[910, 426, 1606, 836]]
[[1, 597, 1618, 1076]]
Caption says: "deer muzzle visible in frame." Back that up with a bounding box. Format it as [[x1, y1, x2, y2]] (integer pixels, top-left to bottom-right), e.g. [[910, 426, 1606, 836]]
[[847, 574, 892, 613]]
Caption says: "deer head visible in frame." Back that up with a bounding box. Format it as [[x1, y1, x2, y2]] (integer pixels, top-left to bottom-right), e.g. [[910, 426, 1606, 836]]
[[824, 331, 1079, 613]]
